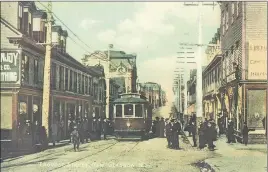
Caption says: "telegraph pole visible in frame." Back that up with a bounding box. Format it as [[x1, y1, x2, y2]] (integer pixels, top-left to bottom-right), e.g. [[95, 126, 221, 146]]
[[42, 1, 53, 137], [105, 44, 113, 119]]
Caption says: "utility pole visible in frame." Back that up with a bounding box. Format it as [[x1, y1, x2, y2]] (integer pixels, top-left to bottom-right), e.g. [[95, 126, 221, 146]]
[[42, 1, 52, 137], [105, 44, 113, 119], [183, 2, 217, 119]]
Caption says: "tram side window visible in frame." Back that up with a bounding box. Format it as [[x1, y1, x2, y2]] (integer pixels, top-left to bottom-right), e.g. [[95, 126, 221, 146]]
[[116, 105, 122, 117], [124, 104, 133, 116], [135, 104, 143, 117]]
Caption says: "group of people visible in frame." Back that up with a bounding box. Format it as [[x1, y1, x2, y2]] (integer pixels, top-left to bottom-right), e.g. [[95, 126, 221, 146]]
[[67, 117, 113, 151], [151, 117, 183, 149]]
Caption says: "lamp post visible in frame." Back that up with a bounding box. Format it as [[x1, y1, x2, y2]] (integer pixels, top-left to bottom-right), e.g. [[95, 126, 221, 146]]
[[105, 44, 113, 119]]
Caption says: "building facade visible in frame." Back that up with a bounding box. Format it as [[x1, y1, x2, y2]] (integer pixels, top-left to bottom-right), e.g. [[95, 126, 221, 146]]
[[138, 82, 164, 109], [220, 2, 267, 143], [0, 1, 105, 148]]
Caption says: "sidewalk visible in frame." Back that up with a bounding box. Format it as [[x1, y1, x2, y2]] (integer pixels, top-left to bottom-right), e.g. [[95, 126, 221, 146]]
[[184, 131, 267, 172], [1, 139, 71, 161]]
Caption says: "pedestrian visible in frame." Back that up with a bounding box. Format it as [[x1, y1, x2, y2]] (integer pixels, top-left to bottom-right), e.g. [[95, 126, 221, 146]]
[[198, 121, 206, 149], [165, 119, 172, 148], [68, 119, 75, 143], [103, 118, 108, 140], [92, 117, 97, 141], [155, 117, 160, 137], [96, 117, 102, 140], [40, 126, 48, 150], [242, 122, 249, 146], [78, 119, 84, 144], [83, 118, 89, 143], [152, 120, 156, 136], [51, 120, 58, 146], [170, 119, 176, 149], [159, 117, 165, 138], [206, 122, 215, 151], [227, 119, 236, 143], [71, 125, 80, 151], [173, 119, 181, 149]]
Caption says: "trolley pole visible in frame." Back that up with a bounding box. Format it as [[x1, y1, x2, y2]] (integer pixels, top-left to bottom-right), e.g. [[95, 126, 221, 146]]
[[42, 1, 53, 137], [105, 44, 112, 119]]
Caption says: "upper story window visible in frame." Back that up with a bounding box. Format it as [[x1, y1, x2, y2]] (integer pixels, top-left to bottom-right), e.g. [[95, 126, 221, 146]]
[[33, 59, 39, 85], [231, 3, 235, 24], [236, 2, 240, 17], [81, 75, 85, 94], [225, 6, 229, 31], [59, 66, 64, 90], [51, 63, 56, 90], [69, 70, 73, 91], [65, 68, 69, 90], [18, 4, 23, 31], [73, 72, 77, 93], [21, 54, 29, 83]]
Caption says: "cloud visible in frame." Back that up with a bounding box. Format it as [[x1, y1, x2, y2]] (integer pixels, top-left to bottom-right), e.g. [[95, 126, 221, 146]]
[[97, 29, 117, 43], [138, 55, 178, 101], [79, 19, 101, 30]]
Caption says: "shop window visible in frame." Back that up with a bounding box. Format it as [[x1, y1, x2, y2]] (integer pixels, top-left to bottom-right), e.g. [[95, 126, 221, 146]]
[[124, 104, 133, 116], [21, 54, 29, 83], [135, 104, 143, 117], [115, 105, 122, 117]]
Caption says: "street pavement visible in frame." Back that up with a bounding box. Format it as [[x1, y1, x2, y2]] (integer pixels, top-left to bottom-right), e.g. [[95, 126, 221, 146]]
[[1, 105, 266, 172], [185, 131, 267, 172]]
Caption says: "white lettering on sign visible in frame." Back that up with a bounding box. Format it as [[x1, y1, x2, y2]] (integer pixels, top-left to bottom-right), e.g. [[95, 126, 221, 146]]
[[1, 72, 18, 82], [1, 52, 18, 66]]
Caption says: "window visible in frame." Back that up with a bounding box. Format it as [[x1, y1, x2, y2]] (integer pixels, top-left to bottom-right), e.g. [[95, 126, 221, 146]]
[[65, 68, 68, 90], [73, 72, 77, 92], [222, 11, 225, 35], [21, 54, 29, 83], [18, 5, 23, 30], [85, 77, 88, 94], [124, 104, 133, 116], [59, 66, 64, 90], [236, 2, 240, 17], [78, 74, 81, 93], [23, 9, 29, 35], [115, 105, 122, 117], [28, 12, 32, 37], [231, 3, 235, 24], [33, 59, 38, 85], [135, 104, 143, 117], [69, 70, 73, 91], [51, 63, 56, 90], [82, 75, 84, 94], [225, 9, 229, 31]]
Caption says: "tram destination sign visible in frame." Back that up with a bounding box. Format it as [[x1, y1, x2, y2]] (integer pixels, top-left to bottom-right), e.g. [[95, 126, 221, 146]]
[[0, 51, 20, 83]]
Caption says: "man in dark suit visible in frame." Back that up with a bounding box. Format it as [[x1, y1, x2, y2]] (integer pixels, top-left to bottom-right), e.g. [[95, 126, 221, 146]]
[[165, 119, 173, 148]]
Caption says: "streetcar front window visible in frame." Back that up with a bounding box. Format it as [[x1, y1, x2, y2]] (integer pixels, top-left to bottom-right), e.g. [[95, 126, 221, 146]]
[[124, 104, 133, 116], [135, 104, 143, 117], [116, 105, 122, 117]]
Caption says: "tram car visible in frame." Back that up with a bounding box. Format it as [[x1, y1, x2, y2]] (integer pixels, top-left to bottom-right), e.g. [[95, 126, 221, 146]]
[[112, 93, 152, 140]]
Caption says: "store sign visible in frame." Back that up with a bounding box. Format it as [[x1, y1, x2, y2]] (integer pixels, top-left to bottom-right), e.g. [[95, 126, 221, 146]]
[[0, 51, 20, 83], [247, 41, 267, 80]]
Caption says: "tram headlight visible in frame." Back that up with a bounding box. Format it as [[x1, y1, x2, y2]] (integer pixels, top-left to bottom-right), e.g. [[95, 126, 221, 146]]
[[126, 122, 130, 127]]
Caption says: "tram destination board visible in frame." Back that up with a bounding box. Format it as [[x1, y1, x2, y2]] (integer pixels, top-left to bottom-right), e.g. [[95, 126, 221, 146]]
[[0, 51, 20, 83]]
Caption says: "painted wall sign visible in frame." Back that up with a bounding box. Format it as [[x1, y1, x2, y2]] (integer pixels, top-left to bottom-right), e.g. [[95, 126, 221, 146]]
[[247, 40, 267, 80], [0, 51, 20, 83]]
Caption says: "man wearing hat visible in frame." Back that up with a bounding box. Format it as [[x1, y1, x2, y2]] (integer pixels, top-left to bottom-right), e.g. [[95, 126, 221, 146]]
[[102, 118, 108, 140], [71, 125, 80, 151], [165, 119, 173, 148], [159, 117, 165, 138], [172, 119, 181, 149]]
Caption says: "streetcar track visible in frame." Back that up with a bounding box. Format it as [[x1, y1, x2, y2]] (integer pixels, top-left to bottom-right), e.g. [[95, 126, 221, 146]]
[[1, 140, 117, 170], [48, 141, 119, 171]]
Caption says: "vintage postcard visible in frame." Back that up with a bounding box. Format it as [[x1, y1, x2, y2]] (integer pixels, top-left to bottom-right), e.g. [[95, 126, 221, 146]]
[[0, 1, 267, 172]]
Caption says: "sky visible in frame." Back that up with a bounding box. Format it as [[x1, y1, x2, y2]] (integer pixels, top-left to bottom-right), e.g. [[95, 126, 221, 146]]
[[37, 2, 221, 102]]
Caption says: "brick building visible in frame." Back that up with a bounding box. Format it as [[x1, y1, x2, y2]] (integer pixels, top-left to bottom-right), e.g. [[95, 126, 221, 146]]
[[1, 1, 106, 149], [219, 2, 267, 143]]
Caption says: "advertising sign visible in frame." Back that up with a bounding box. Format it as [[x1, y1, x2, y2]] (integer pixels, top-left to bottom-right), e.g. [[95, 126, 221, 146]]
[[0, 51, 20, 83], [247, 40, 267, 80]]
